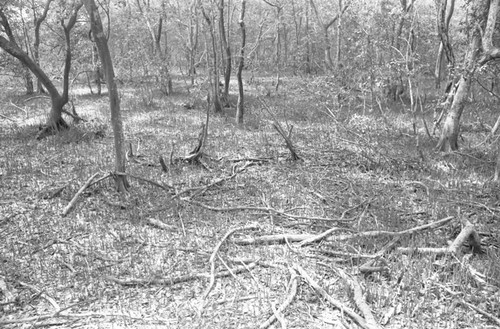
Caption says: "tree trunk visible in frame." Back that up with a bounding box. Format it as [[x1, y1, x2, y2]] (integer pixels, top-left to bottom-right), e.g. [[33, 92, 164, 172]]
[[188, 0, 199, 85], [309, 0, 348, 71], [84, 0, 129, 192], [202, 6, 222, 114], [33, 0, 53, 94], [336, 0, 342, 68], [236, 0, 246, 125], [436, 0, 484, 152], [219, 0, 231, 101], [434, 0, 455, 89], [24, 66, 34, 95]]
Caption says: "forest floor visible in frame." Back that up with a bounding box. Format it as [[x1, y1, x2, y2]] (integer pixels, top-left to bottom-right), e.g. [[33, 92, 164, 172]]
[[1, 73, 500, 329]]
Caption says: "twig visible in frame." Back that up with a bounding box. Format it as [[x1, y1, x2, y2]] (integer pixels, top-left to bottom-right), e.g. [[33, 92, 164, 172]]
[[17, 281, 60, 311], [174, 162, 252, 199], [62, 173, 100, 217], [329, 216, 454, 242], [106, 261, 258, 287], [185, 199, 352, 222], [297, 226, 342, 247], [294, 265, 370, 329], [116, 172, 173, 191], [461, 300, 500, 325], [259, 269, 298, 329], [0, 113, 16, 122], [146, 218, 177, 230], [88, 172, 112, 187], [203, 225, 259, 299]]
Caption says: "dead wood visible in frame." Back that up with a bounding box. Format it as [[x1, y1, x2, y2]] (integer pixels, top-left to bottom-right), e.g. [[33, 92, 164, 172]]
[[105, 261, 258, 287], [259, 268, 298, 329], [203, 225, 259, 299], [146, 218, 176, 230], [461, 301, 500, 326], [298, 226, 342, 247], [359, 237, 400, 273], [159, 155, 168, 172], [335, 268, 382, 329], [174, 161, 252, 199], [185, 199, 352, 222], [272, 121, 301, 161], [294, 264, 370, 329], [327, 216, 454, 242], [397, 218, 482, 256], [233, 233, 317, 245], [0, 113, 16, 122], [62, 172, 100, 217], [116, 171, 173, 191]]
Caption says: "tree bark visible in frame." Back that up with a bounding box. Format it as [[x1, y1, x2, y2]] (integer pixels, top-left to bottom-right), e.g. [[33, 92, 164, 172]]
[[434, 0, 455, 89], [436, 0, 486, 151], [188, 0, 199, 85], [84, 0, 129, 192], [33, 0, 53, 94], [219, 0, 231, 101], [201, 5, 222, 114], [236, 0, 246, 125]]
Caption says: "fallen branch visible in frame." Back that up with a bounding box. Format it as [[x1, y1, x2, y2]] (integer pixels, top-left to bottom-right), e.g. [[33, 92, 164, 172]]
[[335, 268, 382, 329], [174, 162, 252, 199], [272, 121, 301, 161], [359, 237, 399, 273], [233, 233, 317, 245], [298, 226, 342, 247], [62, 173, 100, 217], [0, 113, 16, 122], [203, 225, 259, 299], [107, 262, 258, 287], [0, 310, 174, 326], [294, 265, 370, 329], [259, 268, 298, 329], [461, 300, 500, 325], [185, 199, 352, 222], [116, 172, 173, 191], [146, 218, 177, 230], [328, 216, 454, 242], [397, 218, 482, 256]]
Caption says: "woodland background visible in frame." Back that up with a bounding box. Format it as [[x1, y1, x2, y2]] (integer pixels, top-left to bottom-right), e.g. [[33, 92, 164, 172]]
[[1, 0, 500, 328]]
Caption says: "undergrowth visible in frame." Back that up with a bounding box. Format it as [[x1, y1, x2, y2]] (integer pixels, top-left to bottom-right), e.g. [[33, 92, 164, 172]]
[[0, 75, 499, 328]]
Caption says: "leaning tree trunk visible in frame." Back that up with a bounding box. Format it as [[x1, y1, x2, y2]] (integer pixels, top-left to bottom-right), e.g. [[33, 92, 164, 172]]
[[84, 0, 129, 192], [436, 1, 483, 152], [236, 0, 246, 125]]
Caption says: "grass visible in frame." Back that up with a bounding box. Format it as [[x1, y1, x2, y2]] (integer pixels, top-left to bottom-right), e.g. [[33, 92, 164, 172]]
[[0, 74, 499, 328]]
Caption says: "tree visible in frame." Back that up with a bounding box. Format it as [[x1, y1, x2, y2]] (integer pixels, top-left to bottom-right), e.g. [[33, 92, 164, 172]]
[[201, 2, 222, 114], [84, 0, 129, 192], [134, 0, 172, 95], [436, 0, 489, 151], [236, 0, 246, 125], [309, 0, 348, 70], [0, 3, 82, 137], [32, 0, 53, 94], [434, 0, 455, 89], [218, 0, 231, 102]]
